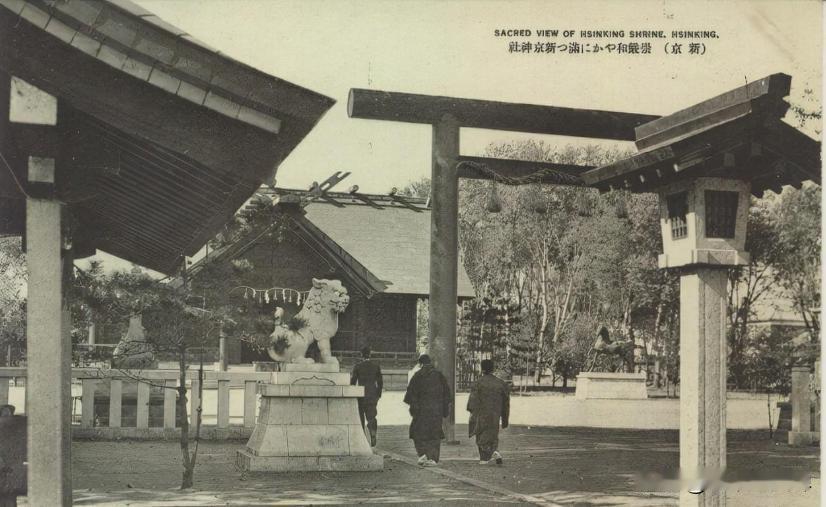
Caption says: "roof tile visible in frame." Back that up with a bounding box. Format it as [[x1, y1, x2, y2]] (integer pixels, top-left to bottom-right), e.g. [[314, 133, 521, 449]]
[[303, 203, 475, 297], [52, 0, 102, 28], [133, 27, 176, 64], [70, 30, 102, 57], [176, 81, 208, 105], [204, 91, 241, 118], [0, 0, 27, 16], [120, 55, 152, 81], [19, 3, 50, 28], [148, 67, 182, 95], [97, 44, 129, 69], [93, 8, 139, 47], [43, 17, 77, 44], [105, 0, 153, 17]]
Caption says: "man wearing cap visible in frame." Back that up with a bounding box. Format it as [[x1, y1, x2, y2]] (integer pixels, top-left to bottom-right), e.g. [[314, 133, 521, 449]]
[[350, 346, 383, 447], [403, 354, 452, 466], [467, 359, 509, 465]]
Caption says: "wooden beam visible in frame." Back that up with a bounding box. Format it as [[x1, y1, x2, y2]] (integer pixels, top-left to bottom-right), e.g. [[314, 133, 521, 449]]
[[456, 156, 590, 186], [348, 88, 659, 141]]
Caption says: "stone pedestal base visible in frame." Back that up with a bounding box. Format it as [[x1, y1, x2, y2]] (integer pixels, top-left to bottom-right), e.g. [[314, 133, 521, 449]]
[[575, 372, 648, 400], [237, 449, 384, 472], [237, 363, 384, 472], [788, 431, 820, 447]]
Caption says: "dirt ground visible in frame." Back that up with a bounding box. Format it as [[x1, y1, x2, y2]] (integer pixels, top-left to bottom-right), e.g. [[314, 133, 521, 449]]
[[18, 425, 820, 506]]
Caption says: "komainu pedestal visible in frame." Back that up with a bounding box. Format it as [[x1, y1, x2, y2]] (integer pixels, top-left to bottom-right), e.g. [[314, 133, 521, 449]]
[[575, 372, 648, 400], [236, 363, 384, 472]]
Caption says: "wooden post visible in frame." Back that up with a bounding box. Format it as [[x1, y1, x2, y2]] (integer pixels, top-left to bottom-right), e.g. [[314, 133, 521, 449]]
[[429, 114, 460, 443], [217, 379, 230, 428], [81, 379, 96, 428], [136, 381, 150, 429], [219, 335, 227, 372], [243, 380, 257, 428], [0, 377, 8, 406], [12, 74, 73, 506], [679, 268, 727, 507], [109, 379, 122, 428]]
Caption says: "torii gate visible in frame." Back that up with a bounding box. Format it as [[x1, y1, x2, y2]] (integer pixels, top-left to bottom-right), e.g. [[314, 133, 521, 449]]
[[348, 73, 819, 506]]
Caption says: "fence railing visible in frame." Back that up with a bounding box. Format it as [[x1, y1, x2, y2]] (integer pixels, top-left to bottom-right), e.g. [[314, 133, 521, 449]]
[[0, 367, 271, 439]]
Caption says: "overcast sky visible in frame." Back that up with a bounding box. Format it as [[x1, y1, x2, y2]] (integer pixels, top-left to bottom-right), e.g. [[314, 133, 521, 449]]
[[90, 0, 822, 273]]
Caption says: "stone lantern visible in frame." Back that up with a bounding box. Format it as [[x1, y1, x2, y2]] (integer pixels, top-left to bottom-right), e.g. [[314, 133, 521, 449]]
[[657, 177, 751, 269], [581, 73, 820, 506]]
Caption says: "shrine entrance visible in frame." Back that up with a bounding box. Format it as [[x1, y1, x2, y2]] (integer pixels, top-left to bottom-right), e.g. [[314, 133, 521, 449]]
[[347, 74, 819, 506]]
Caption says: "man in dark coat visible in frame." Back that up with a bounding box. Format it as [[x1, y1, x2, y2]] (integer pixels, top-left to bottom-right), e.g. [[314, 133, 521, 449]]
[[350, 346, 383, 447], [403, 354, 451, 466], [467, 359, 510, 464]]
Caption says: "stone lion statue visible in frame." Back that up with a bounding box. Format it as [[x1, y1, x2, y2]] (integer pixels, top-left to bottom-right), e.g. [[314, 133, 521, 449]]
[[267, 278, 349, 365], [586, 326, 637, 373]]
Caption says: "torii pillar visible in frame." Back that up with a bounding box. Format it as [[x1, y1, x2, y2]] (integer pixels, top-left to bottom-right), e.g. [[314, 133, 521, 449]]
[[430, 115, 460, 442]]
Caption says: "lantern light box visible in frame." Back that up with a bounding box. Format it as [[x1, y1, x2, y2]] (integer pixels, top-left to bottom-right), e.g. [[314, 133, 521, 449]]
[[657, 177, 751, 268]]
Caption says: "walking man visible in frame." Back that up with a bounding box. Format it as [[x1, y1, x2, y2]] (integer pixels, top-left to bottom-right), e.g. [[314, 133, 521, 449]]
[[350, 346, 383, 447], [403, 354, 451, 466], [467, 359, 510, 465]]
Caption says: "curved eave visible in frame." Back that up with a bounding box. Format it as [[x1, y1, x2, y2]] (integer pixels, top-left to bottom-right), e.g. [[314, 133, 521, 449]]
[[0, 0, 335, 275]]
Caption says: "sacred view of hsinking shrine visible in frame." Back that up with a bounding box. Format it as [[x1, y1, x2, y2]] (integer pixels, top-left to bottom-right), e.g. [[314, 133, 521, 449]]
[[0, 0, 822, 506]]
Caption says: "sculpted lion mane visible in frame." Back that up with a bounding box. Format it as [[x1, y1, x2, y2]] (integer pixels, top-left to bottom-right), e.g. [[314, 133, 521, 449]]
[[267, 278, 349, 365]]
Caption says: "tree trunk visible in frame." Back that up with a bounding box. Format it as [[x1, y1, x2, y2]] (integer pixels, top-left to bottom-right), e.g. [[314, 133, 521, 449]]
[[178, 348, 194, 490]]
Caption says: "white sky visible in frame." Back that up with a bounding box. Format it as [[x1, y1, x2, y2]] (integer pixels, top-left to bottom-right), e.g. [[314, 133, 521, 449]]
[[88, 0, 822, 274]]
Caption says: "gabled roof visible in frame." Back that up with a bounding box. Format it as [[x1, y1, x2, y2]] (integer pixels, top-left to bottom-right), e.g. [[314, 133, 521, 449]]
[[299, 195, 476, 298], [0, 0, 334, 274], [191, 189, 477, 299]]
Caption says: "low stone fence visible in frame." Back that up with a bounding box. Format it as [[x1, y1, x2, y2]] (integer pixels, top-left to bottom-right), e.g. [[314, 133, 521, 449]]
[[0, 367, 270, 440]]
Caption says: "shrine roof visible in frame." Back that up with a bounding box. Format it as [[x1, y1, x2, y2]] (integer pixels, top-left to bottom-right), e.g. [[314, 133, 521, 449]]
[[190, 188, 477, 299], [0, 0, 334, 274], [300, 196, 476, 298], [581, 73, 820, 196]]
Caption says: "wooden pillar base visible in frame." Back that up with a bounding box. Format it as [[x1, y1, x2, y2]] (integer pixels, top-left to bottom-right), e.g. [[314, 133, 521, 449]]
[[26, 198, 72, 507]]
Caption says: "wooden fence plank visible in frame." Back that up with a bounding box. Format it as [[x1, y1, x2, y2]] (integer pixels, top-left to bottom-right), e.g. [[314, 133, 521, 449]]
[[243, 380, 257, 428], [81, 379, 96, 428], [217, 379, 230, 428], [109, 379, 122, 428], [136, 381, 150, 429], [0, 377, 9, 406]]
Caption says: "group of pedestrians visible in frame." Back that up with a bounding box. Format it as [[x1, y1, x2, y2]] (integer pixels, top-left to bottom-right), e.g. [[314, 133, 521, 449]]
[[350, 347, 510, 468]]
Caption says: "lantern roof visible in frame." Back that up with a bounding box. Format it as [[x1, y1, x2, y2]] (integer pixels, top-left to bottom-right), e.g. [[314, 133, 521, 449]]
[[581, 74, 820, 196]]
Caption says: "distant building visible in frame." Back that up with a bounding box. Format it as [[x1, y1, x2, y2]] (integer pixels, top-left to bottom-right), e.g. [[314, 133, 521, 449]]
[[196, 188, 476, 364]]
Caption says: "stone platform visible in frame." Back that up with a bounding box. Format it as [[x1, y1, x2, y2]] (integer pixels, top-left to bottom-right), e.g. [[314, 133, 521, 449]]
[[575, 372, 648, 400], [237, 363, 383, 472]]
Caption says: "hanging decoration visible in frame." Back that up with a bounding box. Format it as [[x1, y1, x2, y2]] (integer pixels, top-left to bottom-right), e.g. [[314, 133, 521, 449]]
[[484, 179, 502, 213], [614, 190, 629, 219], [230, 286, 311, 306], [575, 191, 592, 217], [530, 183, 548, 214]]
